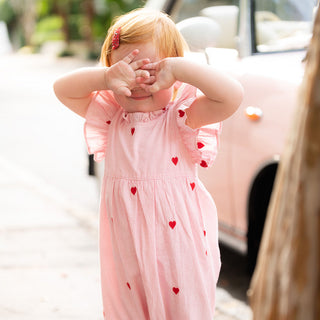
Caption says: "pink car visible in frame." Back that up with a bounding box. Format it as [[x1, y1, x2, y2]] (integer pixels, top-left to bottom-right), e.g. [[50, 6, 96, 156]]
[[143, 0, 316, 273]]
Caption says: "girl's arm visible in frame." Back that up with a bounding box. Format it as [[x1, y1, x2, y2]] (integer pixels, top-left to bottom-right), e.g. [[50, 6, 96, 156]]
[[53, 67, 107, 117], [142, 58, 244, 128], [53, 50, 150, 118]]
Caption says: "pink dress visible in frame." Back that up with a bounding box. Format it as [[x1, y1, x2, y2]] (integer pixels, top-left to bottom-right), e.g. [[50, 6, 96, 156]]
[[84, 83, 222, 320]]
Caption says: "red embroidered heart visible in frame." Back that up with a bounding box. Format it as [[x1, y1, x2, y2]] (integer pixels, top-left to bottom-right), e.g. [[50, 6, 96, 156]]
[[127, 282, 131, 289], [131, 128, 135, 135], [172, 287, 179, 295], [106, 120, 111, 125], [190, 182, 195, 190], [204, 230, 206, 236], [200, 160, 208, 168], [169, 221, 176, 229], [131, 187, 137, 195], [171, 157, 178, 165], [197, 142, 205, 149], [178, 110, 185, 117]]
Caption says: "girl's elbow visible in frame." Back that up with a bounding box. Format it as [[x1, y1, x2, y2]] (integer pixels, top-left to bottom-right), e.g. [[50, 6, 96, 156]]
[[223, 84, 243, 119], [237, 83, 244, 104], [53, 79, 63, 100], [53, 79, 70, 109]]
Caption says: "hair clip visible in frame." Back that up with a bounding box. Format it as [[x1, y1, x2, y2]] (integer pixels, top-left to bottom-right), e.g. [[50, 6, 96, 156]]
[[112, 27, 121, 50]]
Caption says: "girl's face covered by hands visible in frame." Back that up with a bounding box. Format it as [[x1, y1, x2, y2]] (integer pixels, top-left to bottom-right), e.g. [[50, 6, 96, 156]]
[[110, 42, 173, 113]]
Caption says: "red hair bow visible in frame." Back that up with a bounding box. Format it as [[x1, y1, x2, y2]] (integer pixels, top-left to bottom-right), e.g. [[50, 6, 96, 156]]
[[112, 27, 121, 50]]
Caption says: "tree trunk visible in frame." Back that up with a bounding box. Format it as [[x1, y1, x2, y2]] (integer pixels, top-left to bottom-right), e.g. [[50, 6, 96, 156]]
[[54, 0, 71, 44], [10, 0, 37, 46], [248, 6, 320, 320], [82, 0, 95, 52]]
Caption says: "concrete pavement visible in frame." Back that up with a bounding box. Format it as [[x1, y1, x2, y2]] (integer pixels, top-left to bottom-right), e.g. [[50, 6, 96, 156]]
[[0, 53, 252, 319], [0, 155, 101, 320]]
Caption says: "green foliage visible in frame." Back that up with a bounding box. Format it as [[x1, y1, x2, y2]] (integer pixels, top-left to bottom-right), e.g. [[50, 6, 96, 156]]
[[68, 14, 86, 41], [36, 0, 53, 18], [93, 0, 145, 41], [3, 0, 145, 54], [31, 15, 64, 45], [0, 0, 15, 23]]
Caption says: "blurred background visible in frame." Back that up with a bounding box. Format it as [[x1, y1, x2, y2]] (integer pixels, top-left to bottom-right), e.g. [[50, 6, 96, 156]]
[[0, 0, 143, 58], [4, 0, 309, 319], [0, 0, 145, 58]]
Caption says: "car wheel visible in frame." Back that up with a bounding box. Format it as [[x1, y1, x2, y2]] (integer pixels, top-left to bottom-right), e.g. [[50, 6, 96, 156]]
[[247, 162, 278, 275]]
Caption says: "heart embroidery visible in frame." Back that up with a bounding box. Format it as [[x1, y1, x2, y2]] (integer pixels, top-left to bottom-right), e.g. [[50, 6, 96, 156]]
[[178, 110, 185, 117], [172, 287, 180, 295], [190, 182, 195, 190], [169, 221, 176, 229], [131, 187, 137, 195], [106, 120, 111, 125], [197, 142, 205, 149], [127, 282, 131, 289], [200, 160, 208, 168], [131, 128, 135, 135], [171, 157, 178, 165]]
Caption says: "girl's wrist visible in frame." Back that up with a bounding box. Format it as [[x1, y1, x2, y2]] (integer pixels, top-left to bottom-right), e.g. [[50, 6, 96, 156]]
[[169, 57, 186, 83], [83, 67, 110, 92], [103, 67, 111, 91]]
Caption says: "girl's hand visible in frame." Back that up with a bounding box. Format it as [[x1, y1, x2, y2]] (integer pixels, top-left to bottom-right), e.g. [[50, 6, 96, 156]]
[[140, 58, 176, 93], [105, 49, 151, 96], [144, 57, 243, 128]]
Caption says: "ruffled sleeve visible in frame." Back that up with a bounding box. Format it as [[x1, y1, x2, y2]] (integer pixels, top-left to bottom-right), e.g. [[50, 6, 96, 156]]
[[84, 90, 119, 162], [175, 84, 222, 168]]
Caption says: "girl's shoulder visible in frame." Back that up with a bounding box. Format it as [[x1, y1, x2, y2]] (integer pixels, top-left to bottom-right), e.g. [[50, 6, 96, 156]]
[[171, 82, 197, 107], [84, 90, 119, 162], [170, 82, 222, 168], [87, 90, 119, 117]]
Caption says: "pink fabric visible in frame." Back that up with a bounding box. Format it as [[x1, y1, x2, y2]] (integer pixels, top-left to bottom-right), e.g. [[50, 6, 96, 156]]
[[84, 83, 222, 320]]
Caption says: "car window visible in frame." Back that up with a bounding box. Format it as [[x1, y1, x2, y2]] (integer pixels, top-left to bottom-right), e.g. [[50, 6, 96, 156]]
[[172, 0, 240, 49], [255, 0, 318, 52]]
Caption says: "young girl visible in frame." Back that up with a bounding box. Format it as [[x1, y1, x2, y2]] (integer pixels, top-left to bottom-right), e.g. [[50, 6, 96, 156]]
[[54, 8, 243, 320]]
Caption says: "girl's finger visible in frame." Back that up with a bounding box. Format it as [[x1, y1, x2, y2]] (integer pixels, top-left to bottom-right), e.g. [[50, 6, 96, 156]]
[[116, 86, 131, 97], [130, 58, 150, 70], [143, 76, 156, 84], [140, 81, 159, 92], [136, 76, 156, 85], [122, 49, 139, 64], [135, 69, 150, 79], [144, 69, 156, 77], [141, 62, 158, 70], [148, 83, 160, 93]]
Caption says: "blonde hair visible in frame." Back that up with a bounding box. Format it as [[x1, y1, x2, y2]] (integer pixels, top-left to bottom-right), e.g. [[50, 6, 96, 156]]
[[100, 8, 188, 67]]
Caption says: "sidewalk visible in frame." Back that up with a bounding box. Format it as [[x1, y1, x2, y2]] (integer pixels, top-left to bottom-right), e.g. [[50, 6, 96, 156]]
[[0, 155, 252, 320], [0, 156, 102, 320]]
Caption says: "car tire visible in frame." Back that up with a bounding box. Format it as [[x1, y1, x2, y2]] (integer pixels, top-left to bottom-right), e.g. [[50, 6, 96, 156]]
[[247, 162, 278, 275]]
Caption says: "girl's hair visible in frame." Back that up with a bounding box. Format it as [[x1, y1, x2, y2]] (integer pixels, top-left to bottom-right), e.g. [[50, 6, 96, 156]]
[[100, 8, 188, 66]]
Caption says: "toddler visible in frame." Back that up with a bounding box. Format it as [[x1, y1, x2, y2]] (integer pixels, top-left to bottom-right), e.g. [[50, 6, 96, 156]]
[[54, 8, 243, 320]]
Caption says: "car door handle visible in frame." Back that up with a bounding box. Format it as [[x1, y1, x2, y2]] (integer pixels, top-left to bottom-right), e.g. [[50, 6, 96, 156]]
[[245, 106, 263, 121]]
